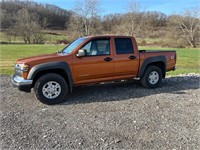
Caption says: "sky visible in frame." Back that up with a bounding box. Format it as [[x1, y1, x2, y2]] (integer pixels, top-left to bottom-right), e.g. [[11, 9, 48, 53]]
[[34, 0, 200, 15]]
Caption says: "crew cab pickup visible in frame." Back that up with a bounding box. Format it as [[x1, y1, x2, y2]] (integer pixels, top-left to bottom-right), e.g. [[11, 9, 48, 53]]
[[12, 36, 176, 104]]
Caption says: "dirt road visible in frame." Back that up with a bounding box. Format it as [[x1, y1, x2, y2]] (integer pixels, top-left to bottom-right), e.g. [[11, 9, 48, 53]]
[[0, 74, 199, 149]]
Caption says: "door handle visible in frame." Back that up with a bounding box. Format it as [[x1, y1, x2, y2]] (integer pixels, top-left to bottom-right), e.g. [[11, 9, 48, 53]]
[[129, 55, 137, 60], [104, 57, 113, 62]]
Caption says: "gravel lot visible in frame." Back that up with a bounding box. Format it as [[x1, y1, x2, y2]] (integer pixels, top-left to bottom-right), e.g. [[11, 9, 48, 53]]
[[0, 74, 200, 150]]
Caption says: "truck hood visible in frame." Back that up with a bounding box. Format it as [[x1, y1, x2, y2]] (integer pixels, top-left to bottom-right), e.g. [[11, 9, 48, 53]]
[[16, 53, 67, 66]]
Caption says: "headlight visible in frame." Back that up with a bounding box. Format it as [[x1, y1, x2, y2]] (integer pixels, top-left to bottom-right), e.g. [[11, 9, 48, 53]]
[[15, 63, 30, 79], [15, 63, 30, 72]]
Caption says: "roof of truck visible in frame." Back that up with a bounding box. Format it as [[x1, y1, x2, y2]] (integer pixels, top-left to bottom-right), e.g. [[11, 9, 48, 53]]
[[81, 35, 134, 38]]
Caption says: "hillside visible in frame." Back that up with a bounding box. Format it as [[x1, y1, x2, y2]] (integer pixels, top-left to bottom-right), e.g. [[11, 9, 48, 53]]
[[0, 0, 199, 48], [0, 0, 72, 30]]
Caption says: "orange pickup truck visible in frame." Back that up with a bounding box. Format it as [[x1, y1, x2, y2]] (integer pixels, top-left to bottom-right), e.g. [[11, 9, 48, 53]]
[[12, 36, 176, 104]]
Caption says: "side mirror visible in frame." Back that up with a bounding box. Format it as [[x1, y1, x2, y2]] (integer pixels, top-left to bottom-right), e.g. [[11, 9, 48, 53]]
[[76, 49, 86, 57]]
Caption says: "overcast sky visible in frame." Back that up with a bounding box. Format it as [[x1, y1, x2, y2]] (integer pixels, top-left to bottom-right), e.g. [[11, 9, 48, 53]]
[[34, 0, 200, 15]]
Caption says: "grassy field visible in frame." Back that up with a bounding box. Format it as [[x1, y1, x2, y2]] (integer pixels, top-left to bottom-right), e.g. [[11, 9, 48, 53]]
[[0, 44, 65, 74], [0, 44, 199, 75]]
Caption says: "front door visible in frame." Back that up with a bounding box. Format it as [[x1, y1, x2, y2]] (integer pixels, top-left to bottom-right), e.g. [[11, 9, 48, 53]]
[[72, 38, 114, 85]]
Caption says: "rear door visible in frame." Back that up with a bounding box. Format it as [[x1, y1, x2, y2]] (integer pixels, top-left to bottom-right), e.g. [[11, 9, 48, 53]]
[[72, 38, 114, 84], [113, 38, 139, 79]]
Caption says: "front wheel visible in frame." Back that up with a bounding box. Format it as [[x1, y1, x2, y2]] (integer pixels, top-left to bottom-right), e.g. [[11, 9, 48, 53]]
[[141, 66, 163, 88], [34, 73, 68, 105]]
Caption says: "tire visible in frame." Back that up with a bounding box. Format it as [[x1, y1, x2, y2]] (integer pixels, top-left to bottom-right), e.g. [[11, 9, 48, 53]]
[[141, 66, 163, 88], [34, 73, 68, 105]]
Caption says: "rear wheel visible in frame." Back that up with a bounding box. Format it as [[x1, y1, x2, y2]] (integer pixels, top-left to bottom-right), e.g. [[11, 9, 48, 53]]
[[34, 73, 68, 105], [141, 66, 162, 88]]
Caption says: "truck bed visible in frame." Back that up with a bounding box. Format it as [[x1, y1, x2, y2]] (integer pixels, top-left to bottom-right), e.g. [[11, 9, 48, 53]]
[[139, 50, 176, 72]]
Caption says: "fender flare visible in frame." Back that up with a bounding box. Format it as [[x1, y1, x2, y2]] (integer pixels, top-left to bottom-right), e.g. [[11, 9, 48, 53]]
[[27, 61, 74, 92], [138, 56, 167, 78]]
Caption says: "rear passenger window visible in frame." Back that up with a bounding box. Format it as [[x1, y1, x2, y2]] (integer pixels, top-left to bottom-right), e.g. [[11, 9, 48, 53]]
[[115, 38, 134, 54]]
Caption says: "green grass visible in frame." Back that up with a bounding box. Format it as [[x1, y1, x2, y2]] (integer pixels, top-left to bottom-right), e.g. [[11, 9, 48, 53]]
[[139, 47, 200, 75], [0, 44, 199, 76], [0, 44, 66, 74]]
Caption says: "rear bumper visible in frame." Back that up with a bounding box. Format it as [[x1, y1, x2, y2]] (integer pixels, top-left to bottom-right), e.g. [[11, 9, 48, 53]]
[[11, 75, 33, 92]]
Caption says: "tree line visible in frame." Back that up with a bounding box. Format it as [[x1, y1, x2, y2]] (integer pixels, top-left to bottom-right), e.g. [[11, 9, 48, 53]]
[[0, 0, 199, 47]]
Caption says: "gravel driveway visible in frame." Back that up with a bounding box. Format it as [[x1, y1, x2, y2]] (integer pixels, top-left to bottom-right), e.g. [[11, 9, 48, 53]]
[[0, 74, 200, 150]]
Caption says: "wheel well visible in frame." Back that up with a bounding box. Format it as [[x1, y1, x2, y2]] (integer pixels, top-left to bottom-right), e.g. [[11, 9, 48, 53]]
[[32, 69, 69, 87], [145, 62, 166, 78]]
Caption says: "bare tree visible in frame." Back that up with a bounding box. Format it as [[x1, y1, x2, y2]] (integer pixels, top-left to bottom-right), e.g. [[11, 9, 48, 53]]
[[73, 0, 100, 36], [66, 13, 84, 38], [5, 29, 17, 44], [139, 11, 168, 38], [124, 0, 144, 37], [113, 0, 144, 37], [102, 14, 121, 32], [171, 8, 200, 48], [15, 8, 42, 44]]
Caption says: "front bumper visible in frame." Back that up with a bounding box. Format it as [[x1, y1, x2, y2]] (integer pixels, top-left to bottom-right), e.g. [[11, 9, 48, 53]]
[[11, 75, 33, 92]]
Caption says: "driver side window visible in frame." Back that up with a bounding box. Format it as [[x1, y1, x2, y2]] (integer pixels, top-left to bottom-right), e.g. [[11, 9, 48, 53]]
[[82, 39, 110, 56]]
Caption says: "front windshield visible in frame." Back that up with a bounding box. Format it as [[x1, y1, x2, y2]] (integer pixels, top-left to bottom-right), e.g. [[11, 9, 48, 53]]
[[62, 37, 88, 54]]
